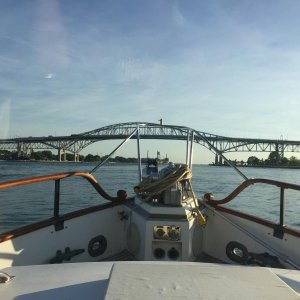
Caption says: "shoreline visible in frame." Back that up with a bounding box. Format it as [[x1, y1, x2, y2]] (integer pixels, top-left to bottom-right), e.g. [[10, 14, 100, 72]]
[[2, 160, 300, 169], [209, 164, 300, 169]]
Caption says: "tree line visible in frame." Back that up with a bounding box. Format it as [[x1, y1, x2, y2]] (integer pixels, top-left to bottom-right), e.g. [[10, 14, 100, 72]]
[[0, 150, 169, 164], [227, 151, 300, 167]]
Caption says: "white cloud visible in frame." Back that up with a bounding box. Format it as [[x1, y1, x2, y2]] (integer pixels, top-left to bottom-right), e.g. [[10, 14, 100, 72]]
[[44, 73, 55, 79]]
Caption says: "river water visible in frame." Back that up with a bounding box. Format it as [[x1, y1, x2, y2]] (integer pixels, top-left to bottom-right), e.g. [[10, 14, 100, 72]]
[[0, 161, 300, 233]]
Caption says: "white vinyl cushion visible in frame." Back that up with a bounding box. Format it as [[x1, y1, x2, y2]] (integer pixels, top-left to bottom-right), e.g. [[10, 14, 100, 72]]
[[105, 262, 300, 300]]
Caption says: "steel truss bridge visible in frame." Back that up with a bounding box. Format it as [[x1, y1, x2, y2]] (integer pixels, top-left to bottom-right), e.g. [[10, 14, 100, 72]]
[[0, 122, 300, 162]]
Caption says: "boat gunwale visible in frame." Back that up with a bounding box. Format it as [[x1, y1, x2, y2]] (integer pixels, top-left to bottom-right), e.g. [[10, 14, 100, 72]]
[[0, 171, 130, 243], [204, 177, 300, 238], [0, 198, 129, 243], [209, 205, 300, 238]]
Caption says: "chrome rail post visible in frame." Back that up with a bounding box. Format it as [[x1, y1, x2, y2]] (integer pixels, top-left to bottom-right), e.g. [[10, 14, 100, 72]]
[[137, 124, 142, 183], [195, 130, 248, 181], [89, 127, 138, 174], [186, 129, 190, 166], [188, 131, 194, 170]]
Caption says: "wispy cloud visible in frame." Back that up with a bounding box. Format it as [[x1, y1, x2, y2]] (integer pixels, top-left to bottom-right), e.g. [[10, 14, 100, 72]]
[[33, 0, 69, 68], [2, 0, 300, 161], [44, 73, 55, 79]]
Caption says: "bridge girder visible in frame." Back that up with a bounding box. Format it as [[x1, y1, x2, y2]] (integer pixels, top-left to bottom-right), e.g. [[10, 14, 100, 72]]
[[1, 122, 300, 157]]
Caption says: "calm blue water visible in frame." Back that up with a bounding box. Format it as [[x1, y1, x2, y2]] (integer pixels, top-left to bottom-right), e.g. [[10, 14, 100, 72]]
[[0, 161, 300, 233]]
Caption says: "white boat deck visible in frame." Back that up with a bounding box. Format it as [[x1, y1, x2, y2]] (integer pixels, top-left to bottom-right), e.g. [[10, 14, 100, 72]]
[[1, 262, 300, 300]]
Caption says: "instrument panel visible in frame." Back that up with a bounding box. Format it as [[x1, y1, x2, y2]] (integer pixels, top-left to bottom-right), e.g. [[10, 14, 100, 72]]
[[153, 225, 181, 241]]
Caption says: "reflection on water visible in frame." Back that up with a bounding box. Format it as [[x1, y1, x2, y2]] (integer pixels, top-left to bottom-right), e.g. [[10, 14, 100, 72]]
[[0, 161, 300, 233]]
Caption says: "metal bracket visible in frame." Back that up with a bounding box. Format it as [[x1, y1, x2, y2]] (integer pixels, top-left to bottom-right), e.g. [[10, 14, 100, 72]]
[[54, 216, 65, 231], [273, 224, 285, 239], [50, 247, 85, 264], [118, 211, 128, 221]]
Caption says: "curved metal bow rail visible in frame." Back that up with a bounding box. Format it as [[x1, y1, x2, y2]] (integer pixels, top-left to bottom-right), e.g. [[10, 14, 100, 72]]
[[0, 172, 128, 234], [205, 178, 300, 205], [0, 171, 127, 202], [205, 178, 300, 239]]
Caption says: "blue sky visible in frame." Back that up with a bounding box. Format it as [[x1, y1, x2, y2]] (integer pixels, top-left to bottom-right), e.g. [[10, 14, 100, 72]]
[[1, 0, 300, 162]]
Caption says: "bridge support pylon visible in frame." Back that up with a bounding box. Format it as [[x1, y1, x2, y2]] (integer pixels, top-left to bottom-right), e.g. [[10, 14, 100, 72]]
[[74, 153, 80, 162], [58, 149, 67, 162], [214, 154, 223, 165], [276, 143, 285, 161], [219, 155, 223, 165]]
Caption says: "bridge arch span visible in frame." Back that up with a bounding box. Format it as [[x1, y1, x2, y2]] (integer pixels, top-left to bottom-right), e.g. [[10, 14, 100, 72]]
[[1, 122, 300, 161]]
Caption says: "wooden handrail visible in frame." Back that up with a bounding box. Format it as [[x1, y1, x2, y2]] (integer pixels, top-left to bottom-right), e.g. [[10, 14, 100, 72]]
[[205, 177, 300, 206], [0, 200, 129, 243], [0, 171, 127, 202]]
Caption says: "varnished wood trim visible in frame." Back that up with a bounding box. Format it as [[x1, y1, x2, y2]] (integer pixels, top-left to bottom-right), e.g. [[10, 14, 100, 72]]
[[206, 178, 300, 205], [0, 171, 127, 202], [0, 199, 129, 243]]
